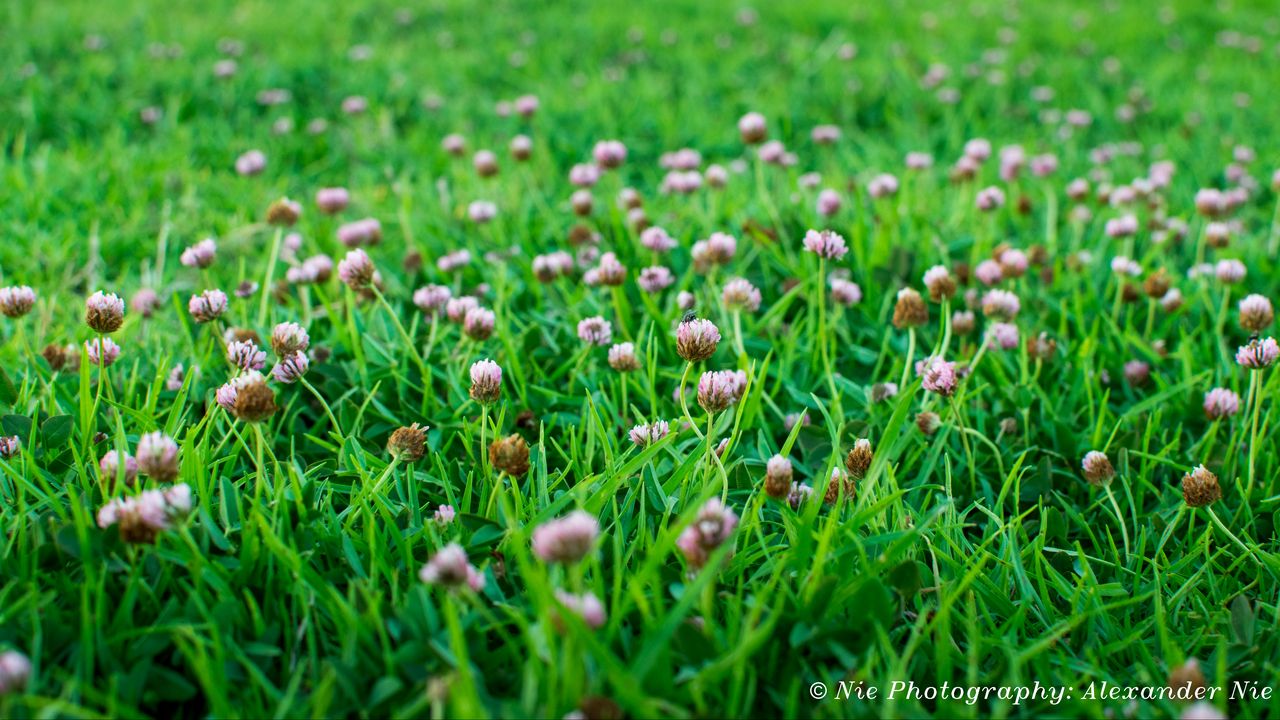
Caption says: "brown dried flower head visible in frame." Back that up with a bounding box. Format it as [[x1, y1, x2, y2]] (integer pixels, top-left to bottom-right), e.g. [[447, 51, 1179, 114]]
[[118, 512, 161, 545], [763, 455, 792, 500], [1081, 451, 1115, 486], [489, 434, 530, 476], [1168, 658, 1206, 695], [1181, 465, 1221, 507], [823, 468, 855, 504], [232, 373, 277, 422], [1026, 333, 1058, 360], [85, 291, 125, 334], [266, 197, 302, 226], [1142, 269, 1171, 299], [388, 423, 427, 462], [845, 438, 873, 478], [916, 411, 940, 436], [43, 343, 70, 371], [893, 288, 928, 328]]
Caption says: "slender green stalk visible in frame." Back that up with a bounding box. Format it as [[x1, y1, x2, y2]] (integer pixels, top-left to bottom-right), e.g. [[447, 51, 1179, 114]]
[[900, 328, 916, 390], [372, 286, 429, 393], [678, 362, 704, 440], [1245, 370, 1263, 500], [1103, 483, 1131, 560], [257, 226, 285, 327], [299, 376, 342, 437]]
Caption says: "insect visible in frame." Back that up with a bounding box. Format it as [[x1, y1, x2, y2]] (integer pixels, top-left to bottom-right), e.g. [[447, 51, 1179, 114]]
[[680, 309, 698, 324]]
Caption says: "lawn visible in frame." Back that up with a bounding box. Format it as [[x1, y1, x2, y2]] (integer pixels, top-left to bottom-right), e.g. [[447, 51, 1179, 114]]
[[1, 0, 1278, 717]]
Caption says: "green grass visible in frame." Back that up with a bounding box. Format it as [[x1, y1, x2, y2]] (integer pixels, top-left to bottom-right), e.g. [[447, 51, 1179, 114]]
[[2, 0, 1280, 717]]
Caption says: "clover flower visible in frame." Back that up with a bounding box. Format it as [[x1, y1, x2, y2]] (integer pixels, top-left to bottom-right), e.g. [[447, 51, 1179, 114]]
[[532, 511, 600, 564], [640, 226, 677, 253], [923, 265, 957, 302], [976, 186, 1005, 211], [577, 316, 613, 346], [0, 651, 32, 694], [1236, 337, 1278, 369], [266, 197, 302, 226], [738, 112, 767, 144], [676, 498, 739, 570], [592, 140, 627, 169], [763, 454, 793, 500], [696, 369, 747, 413], [974, 260, 1003, 286], [916, 357, 957, 396], [464, 307, 496, 341], [216, 371, 277, 422], [1239, 294, 1273, 332], [893, 288, 928, 328], [271, 351, 309, 383], [629, 420, 670, 447], [337, 249, 376, 289], [0, 286, 37, 317], [722, 278, 762, 312], [419, 543, 485, 590], [85, 337, 122, 367], [830, 278, 862, 306], [387, 423, 427, 461], [315, 187, 350, 214], [235, 149, 266, 176], [337, 218, 382, 247], [867, 174, 899, 198], [676, 319, 720, 362], [553, 590, 606, 629], [638, 266, 675, 293], [1181, 465, 1221, 507], [188, 289, 228, 323], [227, 340, 266, 372], [987, 322, 1020, 350], [1203, 388, 1240, 419], [489, 434, 530, 476], [1081, 451, 1115, 486], [86, 291, 126, 333], [469, 359, 502, 403], [608, 342, 640, 372], [802, 229, 849, 260]]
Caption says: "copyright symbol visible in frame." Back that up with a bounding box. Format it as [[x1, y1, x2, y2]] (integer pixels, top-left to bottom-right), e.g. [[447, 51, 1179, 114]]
[[810, 682, 827, 700]]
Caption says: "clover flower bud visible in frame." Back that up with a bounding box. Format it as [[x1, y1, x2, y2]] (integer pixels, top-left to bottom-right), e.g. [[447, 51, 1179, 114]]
[[136, 431, 180, 481], [188, 289, 228, 323], [469, 359, 502, 404], [387, 423, 427, 461], [1081, 451, 1115, 486], [85, 291, 126, 333], [893, 288, 929, 328], [1181, 465, 1221, 507], [532, 511, 599, 564], [0, 286, 37, 318], [763, 454, 793, 500]]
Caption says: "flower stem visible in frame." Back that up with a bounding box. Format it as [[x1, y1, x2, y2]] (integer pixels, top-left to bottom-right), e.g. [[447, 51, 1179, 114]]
[[949, 396, 976, 496], [619, 374, 629, 427], [372, 287, 429, 394], [815, 259, 840, 415], [1205, 506, 1266, 569], [900, 327, 916, 390], [678, 362, 704, 440], [611, 286, 631, 340], [300, 376, 342, 438], [1103, 483, 1131, 560], [479, 405, 490, 485], [1245, 370, 1263, 501], [257, 226, 284, 327]]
